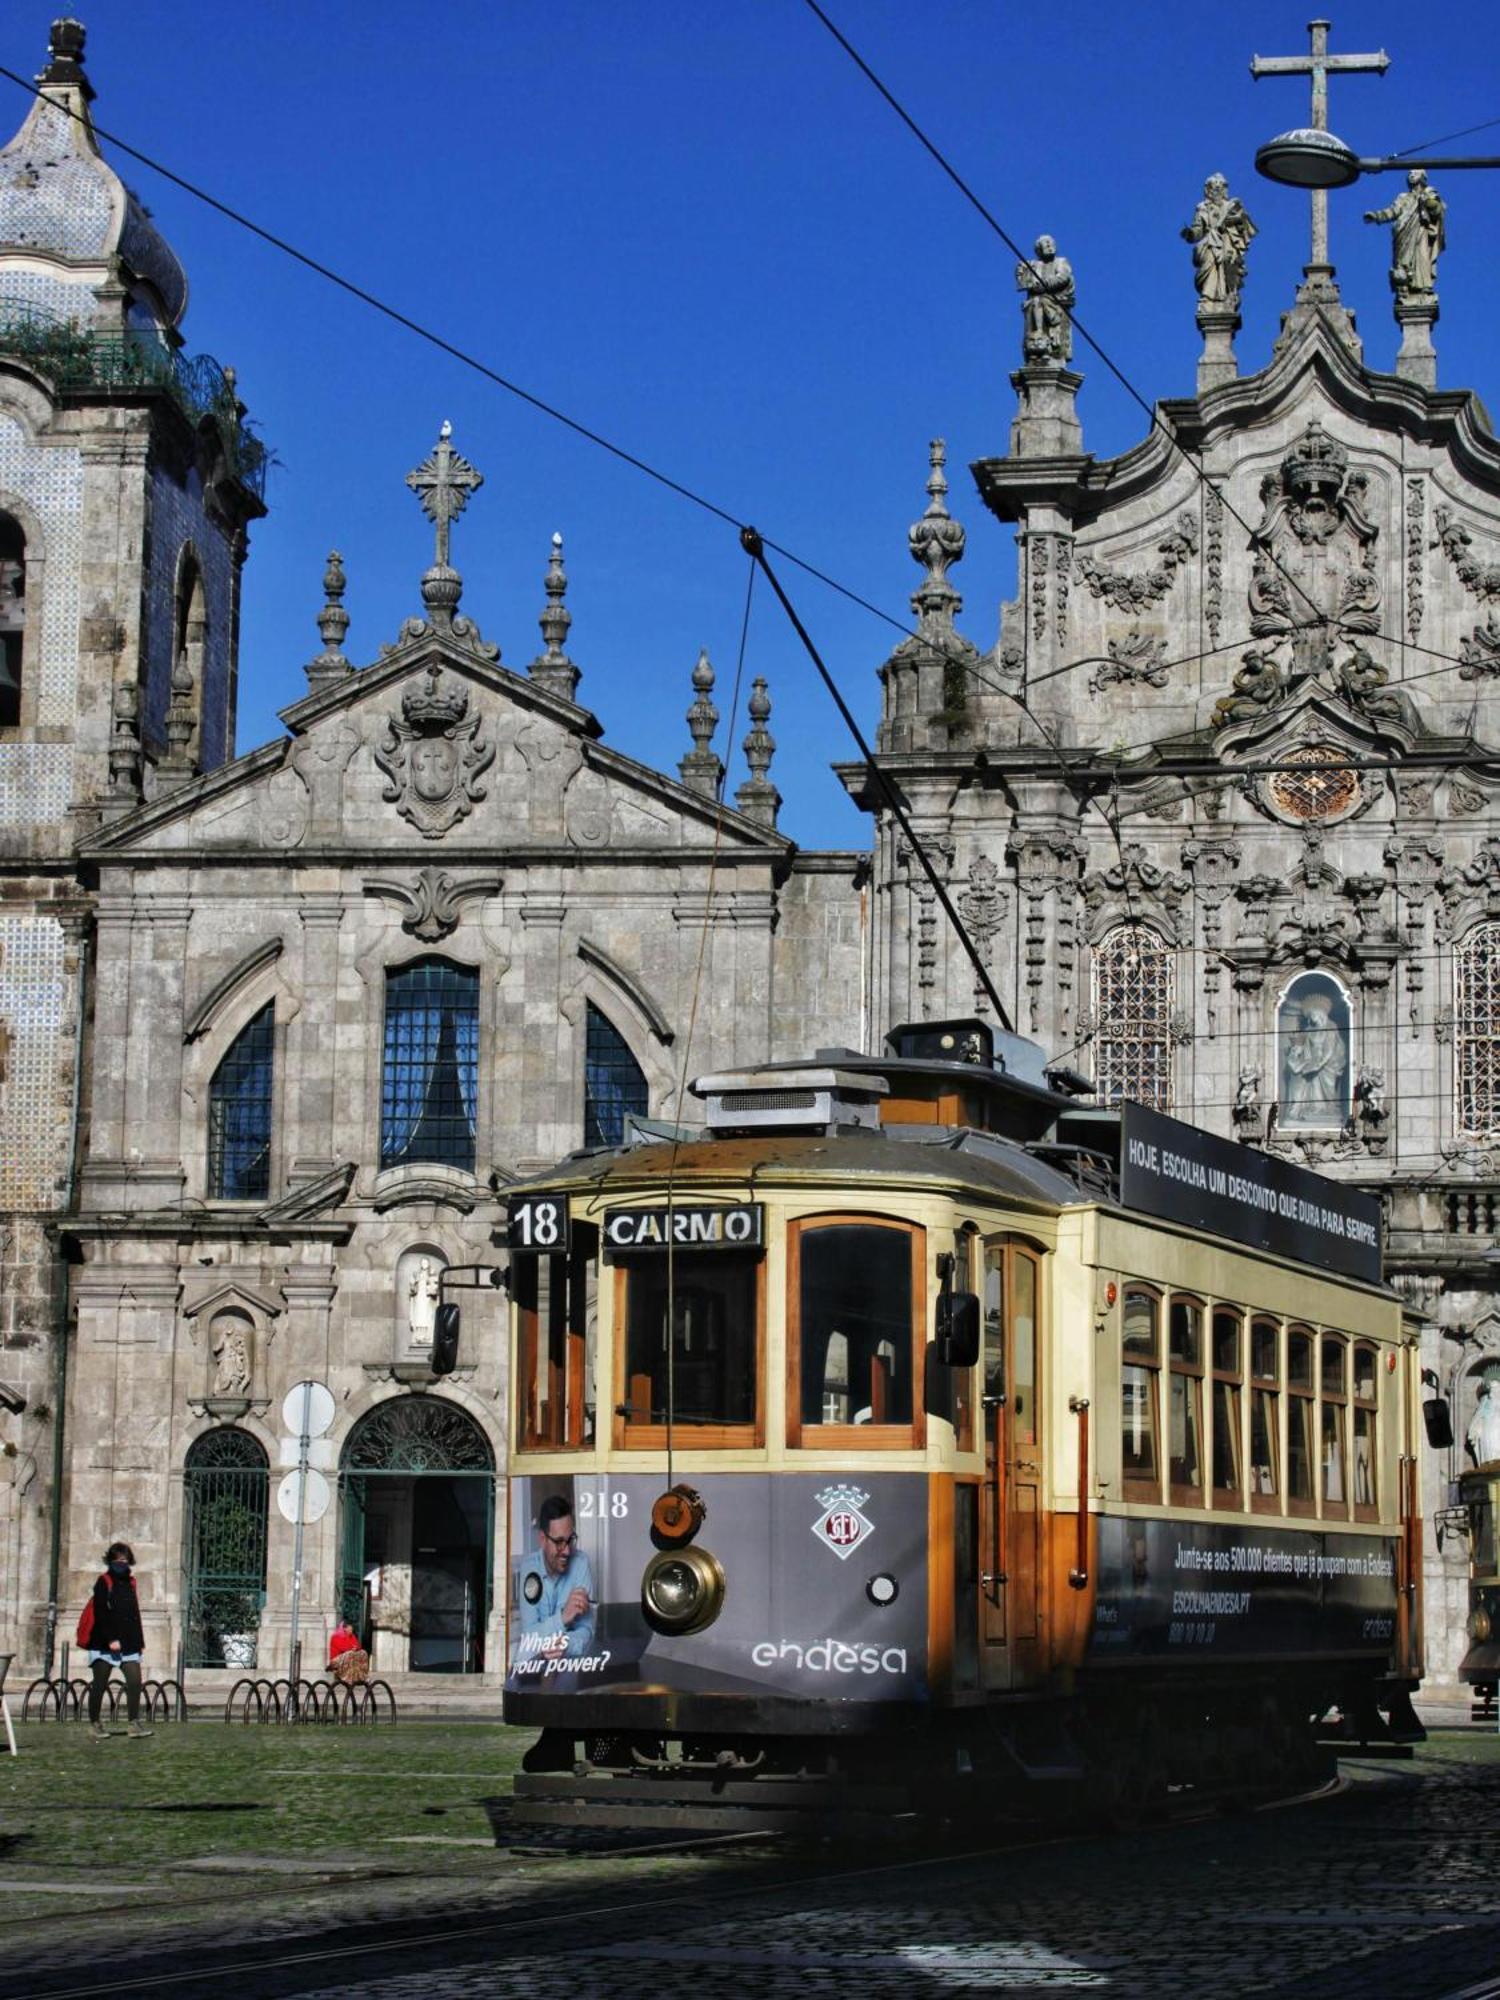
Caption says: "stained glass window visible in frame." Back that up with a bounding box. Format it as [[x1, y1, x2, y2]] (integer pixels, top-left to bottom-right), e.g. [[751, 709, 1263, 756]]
[[584, 1002, 648, 1148], [208, 1003, 274, 1199], [381, 959, 479, 1171], [1456, 924, 1500, 1139], [1091, 924, 1173, 1110]]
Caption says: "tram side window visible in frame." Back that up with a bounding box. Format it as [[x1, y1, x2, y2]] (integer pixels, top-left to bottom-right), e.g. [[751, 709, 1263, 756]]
[[619, 1250, 759, 1441], [1353, 1343, 1378, 1516], [1321, 1336, 1348, 1517], [1121, 1288, 1161, 1497], [1168, 1297, 1204, 1504], [1211, 1309, 1243, 1508], [515, 1226, 597, 1451], [795, 1220, 919, 1442], [1287, 1327, 1316, 1515], [1249, 1317, 1280, 1512]]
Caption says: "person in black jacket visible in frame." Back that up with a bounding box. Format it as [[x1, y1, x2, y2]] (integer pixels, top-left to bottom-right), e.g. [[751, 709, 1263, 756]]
[[83, 1542, 152, 1741]]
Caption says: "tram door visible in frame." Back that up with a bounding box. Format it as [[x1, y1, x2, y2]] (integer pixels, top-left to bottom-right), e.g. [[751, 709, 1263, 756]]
[[979, 1241, 1042, 1688]]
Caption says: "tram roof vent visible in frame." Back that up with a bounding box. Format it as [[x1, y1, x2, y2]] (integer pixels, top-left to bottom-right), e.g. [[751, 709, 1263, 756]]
[[693, 1065, 888, 1136]]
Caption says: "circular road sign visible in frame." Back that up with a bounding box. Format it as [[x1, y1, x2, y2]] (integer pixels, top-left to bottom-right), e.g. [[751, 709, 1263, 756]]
[[281, 1380, 336, 1439], [276, 1467, 331, 1526]]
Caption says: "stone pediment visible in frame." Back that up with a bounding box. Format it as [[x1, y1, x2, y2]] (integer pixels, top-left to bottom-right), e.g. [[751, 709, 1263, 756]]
[[81, 635, 792, 862], [181, 1279, 283, 1322]]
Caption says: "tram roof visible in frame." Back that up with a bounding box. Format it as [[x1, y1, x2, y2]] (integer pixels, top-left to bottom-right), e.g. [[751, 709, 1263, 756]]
[[507, 1124, 1086, 1211]]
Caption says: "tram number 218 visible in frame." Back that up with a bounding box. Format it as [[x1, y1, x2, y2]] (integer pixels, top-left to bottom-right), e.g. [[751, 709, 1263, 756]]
[[508, 1195, 571, 1253]]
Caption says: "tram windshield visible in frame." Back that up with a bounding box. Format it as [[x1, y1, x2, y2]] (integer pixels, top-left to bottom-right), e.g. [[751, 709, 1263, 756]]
[[621, 1252, 757, 1426]]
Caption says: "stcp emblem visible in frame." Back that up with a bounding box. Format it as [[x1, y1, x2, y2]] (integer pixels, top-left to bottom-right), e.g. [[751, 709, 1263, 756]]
[[812, 1483, 873, 1561]]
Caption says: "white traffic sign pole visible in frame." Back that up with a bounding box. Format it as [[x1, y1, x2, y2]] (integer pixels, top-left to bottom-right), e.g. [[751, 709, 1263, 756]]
[[288, 1379, 312, 1682]]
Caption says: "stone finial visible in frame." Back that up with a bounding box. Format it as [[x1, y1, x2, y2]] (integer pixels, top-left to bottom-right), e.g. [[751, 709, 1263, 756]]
[[734, 677, 780, 830], [678, 649, 723, 798], [909, 439, 966, 633], [527, 532, 580, 701], [305, 551, 353, 689], [157, 634, 197, 789], [108, 678, 142, 803], [405, 421, 482, 628], [40, 18, 92, 96]]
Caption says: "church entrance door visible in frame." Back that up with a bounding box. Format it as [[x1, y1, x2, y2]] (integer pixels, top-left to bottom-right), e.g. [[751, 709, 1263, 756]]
[[337, 1398, 494, 1674]]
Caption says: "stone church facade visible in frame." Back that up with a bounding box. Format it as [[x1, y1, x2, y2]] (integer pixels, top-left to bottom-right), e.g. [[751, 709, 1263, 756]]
[[1, 23, 1497, 1685]]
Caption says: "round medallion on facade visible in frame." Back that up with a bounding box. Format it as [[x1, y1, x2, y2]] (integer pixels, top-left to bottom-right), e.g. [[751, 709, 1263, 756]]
[[1267, 744, 1361, 823]]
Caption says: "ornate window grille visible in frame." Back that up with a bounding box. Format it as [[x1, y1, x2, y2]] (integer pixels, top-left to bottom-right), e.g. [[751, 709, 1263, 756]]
[[182, 1427, 269, 1668], [584, 1002, 649, 1147], [1091, 924, 1174, 1111], [381, 958, 479, 1172], [1456, 923, 1500, 1139], [207, 1003, 274, 1199], [342, 1396, 493, 1473]]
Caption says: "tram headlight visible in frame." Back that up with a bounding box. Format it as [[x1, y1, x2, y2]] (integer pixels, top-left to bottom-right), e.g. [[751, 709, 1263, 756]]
[[866, 1573, 899, 1607], [1469, 1604, 1493, 1643], [641, 1545, 726, 1635]]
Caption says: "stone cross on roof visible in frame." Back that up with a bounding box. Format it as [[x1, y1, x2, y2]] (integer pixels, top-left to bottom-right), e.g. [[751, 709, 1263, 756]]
[[1252, 20, 1388, 272], [405, 421, 483, 570]]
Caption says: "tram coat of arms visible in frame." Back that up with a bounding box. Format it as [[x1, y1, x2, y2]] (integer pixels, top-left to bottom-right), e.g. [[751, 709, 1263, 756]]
[[812, 1483, 874, 1560], [374, 667, 494, 838]]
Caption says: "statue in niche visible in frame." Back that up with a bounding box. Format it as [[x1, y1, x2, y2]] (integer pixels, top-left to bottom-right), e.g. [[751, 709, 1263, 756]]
[[1182, 173, 1257, 311], [1232, 1067, 1263, 1143], [1017, 235, 1075, 364], [1279, 980, 1350, 1129], [210, 1313, 253, 1396], [407, 1257, 440, 1348], [1364, 168, 1446, 303], [1467, 1380, 1500, 1467]]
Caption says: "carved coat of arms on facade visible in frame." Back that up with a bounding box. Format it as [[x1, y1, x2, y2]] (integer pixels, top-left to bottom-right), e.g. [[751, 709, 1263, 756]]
[[374, 667, 494, 838], [1247, 420, 1381, 666]]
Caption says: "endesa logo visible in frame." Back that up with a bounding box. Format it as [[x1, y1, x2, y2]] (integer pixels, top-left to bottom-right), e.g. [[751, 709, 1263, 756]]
[[750, 1638, 908, 1676]]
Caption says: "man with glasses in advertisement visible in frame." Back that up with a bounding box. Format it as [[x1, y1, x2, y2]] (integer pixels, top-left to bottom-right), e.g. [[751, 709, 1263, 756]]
[[517, 1494, 595, 1657]]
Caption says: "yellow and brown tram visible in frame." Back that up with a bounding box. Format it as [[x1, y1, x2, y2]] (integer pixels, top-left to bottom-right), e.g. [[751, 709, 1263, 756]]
[[500, 1018, 1424, 1824]]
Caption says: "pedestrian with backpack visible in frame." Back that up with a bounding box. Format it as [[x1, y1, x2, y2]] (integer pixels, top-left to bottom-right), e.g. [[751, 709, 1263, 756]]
[[77, 1542, 152, 1742]]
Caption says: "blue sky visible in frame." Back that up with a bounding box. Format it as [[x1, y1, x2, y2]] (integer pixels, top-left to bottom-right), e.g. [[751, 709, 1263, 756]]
[[7, 3, 1498, 846]]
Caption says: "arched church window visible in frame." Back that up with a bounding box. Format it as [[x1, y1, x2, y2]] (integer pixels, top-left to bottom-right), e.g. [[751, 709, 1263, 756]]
[[1091, 924, 1173, 1111], [584, 1002, 649, 1147], [182, 1427, 269, 1668], [208, 1003, 274, 1199], [1456, 924, 1500, 1140], [1276, 974, 1351, 1130], [0, 512, 24, 731], [381, 958, 478, 1172]]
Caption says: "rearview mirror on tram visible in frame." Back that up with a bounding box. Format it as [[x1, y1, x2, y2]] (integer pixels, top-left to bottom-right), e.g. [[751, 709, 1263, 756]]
[[936, 1291, 981, 1370]]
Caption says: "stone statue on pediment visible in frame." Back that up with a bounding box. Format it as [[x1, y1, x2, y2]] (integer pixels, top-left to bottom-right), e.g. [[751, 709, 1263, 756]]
[[1182, 174, 1256, 313], [1017, 235, 1075, 364], [1365, 169, 1445, 303]]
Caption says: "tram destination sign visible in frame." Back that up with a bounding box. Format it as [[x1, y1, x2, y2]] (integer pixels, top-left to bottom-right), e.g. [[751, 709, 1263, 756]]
[[1119, 1103, 1381, 1284], [602, 1202, 764, 1253]]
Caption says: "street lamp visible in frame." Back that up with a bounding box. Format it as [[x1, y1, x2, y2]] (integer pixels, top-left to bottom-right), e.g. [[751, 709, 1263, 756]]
[[1257, 126, 1500, 189]]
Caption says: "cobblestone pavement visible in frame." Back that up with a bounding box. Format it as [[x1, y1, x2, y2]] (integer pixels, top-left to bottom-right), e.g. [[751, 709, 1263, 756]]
[[6, 1733, 1500, 1998]]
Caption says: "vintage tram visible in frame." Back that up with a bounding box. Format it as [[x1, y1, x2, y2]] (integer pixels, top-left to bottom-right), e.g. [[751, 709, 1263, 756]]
[[500, 1018, 1424, 1825]]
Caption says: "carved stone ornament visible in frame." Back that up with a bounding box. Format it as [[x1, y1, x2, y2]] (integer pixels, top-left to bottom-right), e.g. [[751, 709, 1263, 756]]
[[374, 667, 495, 838], [364, 866, 501, 941], [1459, 613, 1500, 681], [1433, 506, 1500, 603], [1247, 421, 1380, 669], [1089, 628, 1169, 695], [1081, 843, 1188, 944], [1077, 514, 1198, 612]]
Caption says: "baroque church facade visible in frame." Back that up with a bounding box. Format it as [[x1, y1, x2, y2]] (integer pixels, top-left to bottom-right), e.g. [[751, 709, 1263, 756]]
[[1, 21, 1498, 1685]]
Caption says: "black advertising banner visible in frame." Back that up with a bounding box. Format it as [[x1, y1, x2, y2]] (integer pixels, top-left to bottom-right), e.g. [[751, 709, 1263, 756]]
[[1091, 1517, 1399, 1661], [506, 1472, 928, 1703], [1120, 1103, 1382, 1284]]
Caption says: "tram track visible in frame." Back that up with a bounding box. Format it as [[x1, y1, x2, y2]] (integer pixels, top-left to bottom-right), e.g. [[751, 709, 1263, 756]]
[[6, 1769, 1349, 1998]]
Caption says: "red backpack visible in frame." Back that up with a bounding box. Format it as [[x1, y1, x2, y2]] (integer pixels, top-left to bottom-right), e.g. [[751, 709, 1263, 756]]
[[75, 1573, 134, 1648]]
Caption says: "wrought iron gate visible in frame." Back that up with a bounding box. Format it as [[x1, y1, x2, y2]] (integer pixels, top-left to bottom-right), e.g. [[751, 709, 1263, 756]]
[[182, 1427, 270, 1668]]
